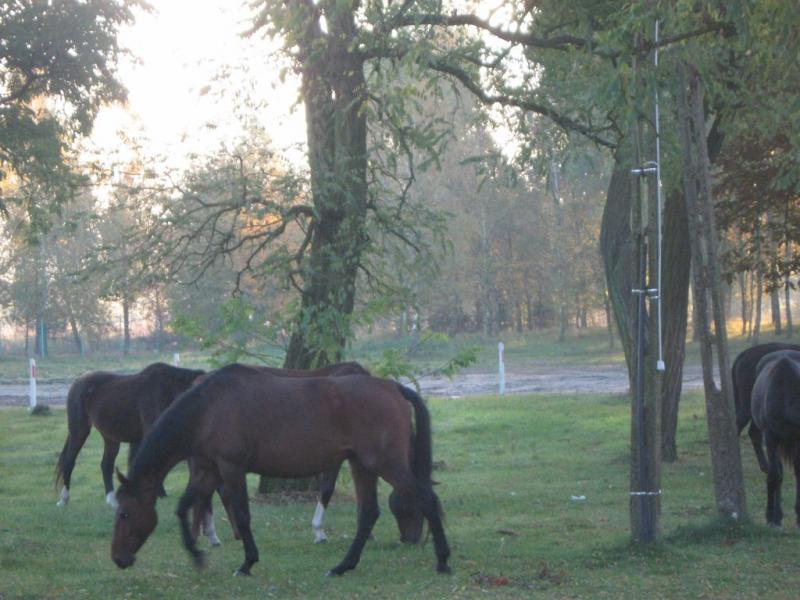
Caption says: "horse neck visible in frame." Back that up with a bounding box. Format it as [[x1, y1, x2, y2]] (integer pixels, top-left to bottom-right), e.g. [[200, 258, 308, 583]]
[[128, 425, 192, 490]]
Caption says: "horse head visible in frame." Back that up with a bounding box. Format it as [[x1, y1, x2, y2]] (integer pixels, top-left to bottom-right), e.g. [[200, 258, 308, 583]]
[[388, 490, 424, 544], [111, 468, 159, 569]]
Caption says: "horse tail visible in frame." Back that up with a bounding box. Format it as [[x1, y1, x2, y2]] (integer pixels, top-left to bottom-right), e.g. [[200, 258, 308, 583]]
[[54, 377, 92, 491], [395, 383, 433, 485]]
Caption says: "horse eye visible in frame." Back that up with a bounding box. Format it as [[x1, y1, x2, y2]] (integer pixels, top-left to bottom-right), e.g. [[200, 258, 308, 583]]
[[119, 512, 129, 520]]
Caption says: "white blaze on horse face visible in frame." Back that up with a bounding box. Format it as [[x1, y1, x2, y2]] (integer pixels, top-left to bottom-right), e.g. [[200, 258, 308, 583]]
[[56, 486, 70, 507], [312, 501, 328, 543], [203, 511, 221, 547], [106, 490, 118, 510]]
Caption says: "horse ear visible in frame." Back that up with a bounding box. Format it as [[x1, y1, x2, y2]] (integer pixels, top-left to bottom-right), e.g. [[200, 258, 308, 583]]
[[115, 467, 131, 488]]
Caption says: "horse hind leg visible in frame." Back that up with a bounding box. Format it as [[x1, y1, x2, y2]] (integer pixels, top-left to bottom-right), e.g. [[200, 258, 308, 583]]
[[191, 495, 221, 547], [327, 460, 379, 577], [100, 437, 121, 509], [765, 435, 784, 526], [313, 464, 342, 543], [216, 462, 259, 576], [793, 446, 800, 528], [55, 415, 92, 507], [749, 423, 770, 474]]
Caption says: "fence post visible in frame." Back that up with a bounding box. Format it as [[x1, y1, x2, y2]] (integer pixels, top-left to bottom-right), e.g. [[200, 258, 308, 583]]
[[29, 358, 37, 410], [173, 352, 180, 367], [498, 342, 505, 395]]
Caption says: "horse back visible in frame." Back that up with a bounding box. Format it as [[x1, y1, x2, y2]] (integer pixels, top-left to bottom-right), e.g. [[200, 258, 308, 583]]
[[752, 355, 800, 441], [194, 367, 410, 478]]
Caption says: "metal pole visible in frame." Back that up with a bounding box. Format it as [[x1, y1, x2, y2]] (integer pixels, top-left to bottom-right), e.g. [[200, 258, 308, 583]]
[[498, 342, 505, 395], [654, 20, 665, 372], [29, 358, 37, 410]]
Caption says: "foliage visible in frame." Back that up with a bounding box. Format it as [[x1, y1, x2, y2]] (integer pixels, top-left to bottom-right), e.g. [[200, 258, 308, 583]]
[[370, 332, 479, 391], [0, 0, 138, 232]]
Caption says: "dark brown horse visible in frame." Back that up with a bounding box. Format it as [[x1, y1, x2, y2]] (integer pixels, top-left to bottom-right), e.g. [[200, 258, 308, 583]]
[[111, 364, 450, 577], [194, 361, 372, 544], [732, 343, 800, 472], [54, 363, 205, 509], [750, 350, 800, 526], [56, 360, 371, 544]]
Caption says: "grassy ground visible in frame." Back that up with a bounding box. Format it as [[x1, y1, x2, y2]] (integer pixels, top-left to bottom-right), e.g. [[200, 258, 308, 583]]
[[2, 390, 800, 599]]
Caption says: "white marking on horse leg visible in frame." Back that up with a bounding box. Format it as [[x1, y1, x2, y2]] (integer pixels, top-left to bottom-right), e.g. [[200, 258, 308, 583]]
[[56, 486, 70, 507], [106, 490, 118, 510], [312, 501, 328, 543], [204, 511, 221, 547]]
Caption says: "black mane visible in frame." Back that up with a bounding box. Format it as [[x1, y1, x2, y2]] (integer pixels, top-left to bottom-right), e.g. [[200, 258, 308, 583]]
[[127, 377, 211, 484]]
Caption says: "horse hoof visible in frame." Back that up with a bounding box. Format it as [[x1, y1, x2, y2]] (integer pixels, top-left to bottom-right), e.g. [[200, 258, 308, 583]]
[[234, 568, 251, 577], [437, 563, 452, 574], [313, 535, 328, 544], [193, 551, 208, 570], [209, 538, 222, 548], [56, 499, 66, 508], [326, 567, 344, 577]]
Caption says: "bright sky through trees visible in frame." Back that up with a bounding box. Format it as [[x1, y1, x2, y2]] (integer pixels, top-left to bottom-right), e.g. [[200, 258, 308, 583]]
[[87, 0, 305, 171]]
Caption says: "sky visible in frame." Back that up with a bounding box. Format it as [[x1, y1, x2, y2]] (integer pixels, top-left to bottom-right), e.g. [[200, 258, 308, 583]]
[[87, 0, 306, 173]]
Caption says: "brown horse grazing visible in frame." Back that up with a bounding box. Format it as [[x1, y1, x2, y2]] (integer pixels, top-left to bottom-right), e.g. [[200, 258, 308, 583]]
[[750, 351, 800, 526], [111, 364, 450, 577], [732, 343, 800, 472], [54, 363, 205, 509], [194, 361, 373, 544]]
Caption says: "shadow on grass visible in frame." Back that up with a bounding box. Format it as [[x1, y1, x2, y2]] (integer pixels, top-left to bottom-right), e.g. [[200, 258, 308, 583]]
[[579, 516, 780, 571]]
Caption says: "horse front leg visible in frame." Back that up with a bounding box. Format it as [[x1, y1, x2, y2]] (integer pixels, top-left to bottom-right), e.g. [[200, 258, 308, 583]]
[[177, 465, 220, 569], [101, 437, 121, 509], [313, 464, 342, 543], [749, 423, 770, 474], [327, 460, 379, 577], [177, 486, 209, 570], [765, 436, 783, 526]]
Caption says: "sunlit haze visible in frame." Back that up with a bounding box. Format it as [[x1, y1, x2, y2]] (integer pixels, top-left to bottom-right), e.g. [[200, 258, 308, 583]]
[[87, 0, 306, 174]]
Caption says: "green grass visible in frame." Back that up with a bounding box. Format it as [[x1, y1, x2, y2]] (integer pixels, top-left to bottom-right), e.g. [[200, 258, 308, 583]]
[[2, 390, 800, 598]]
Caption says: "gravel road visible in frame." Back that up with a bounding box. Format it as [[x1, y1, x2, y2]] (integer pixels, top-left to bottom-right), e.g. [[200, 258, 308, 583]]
[[0, 363, 712, 406]]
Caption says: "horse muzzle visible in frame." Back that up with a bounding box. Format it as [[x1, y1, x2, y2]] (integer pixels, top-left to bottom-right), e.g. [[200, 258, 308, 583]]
[[113, 553, 136, 569]]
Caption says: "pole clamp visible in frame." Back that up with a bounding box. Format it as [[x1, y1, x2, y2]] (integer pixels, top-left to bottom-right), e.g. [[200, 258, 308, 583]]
[[629, 490, 662, 497]]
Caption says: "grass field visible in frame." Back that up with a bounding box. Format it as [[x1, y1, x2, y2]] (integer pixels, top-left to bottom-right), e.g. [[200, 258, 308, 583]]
[[2, 389, 800, 599]]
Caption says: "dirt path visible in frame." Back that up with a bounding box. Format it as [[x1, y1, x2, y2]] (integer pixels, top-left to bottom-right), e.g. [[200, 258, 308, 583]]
[[0, 363, 712, 406]]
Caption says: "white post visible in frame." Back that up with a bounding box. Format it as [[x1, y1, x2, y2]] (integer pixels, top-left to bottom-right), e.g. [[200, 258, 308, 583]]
[[173, 352, 180, 367], [498, 342, 506, 395], [29, 358, 37, 410]]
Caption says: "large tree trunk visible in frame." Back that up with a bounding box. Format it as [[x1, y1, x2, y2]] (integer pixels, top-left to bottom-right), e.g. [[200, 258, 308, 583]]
[[69, 315, 83, 356], [601, 150, 690, 465], [785, 242, 794, 337], [659, 187, 691, 463], [122, 296, 131, 357], [268, 5, 369, 494], [677, 60, 746, 520], [283, 5, 368, 371]]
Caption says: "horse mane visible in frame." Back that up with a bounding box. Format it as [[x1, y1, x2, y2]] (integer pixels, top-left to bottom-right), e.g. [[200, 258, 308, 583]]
[[127, 377, 213, 484]]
